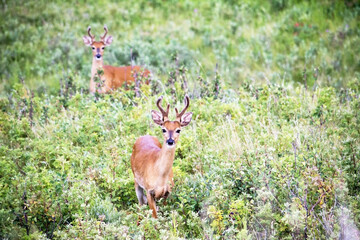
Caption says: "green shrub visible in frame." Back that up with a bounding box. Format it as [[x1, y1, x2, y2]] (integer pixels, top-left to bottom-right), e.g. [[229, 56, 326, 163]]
[[1, 0, 360, 239]]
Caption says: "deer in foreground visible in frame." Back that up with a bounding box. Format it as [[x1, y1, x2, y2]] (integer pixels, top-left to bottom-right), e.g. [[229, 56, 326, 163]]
[[130, 96, 193, 218], [83, 25, 150, 93]]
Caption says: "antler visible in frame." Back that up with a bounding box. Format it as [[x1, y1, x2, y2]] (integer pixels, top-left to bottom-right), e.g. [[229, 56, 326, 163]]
[[156, 96, 170, 122], [175, 95, 190, 122], [87, 26, 95, 41], [101, 25, 108, 41]]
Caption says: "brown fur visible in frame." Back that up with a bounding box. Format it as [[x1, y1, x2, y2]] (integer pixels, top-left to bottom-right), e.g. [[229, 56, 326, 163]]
[[130, 127, 177, 218], [130, 97, 192, 218], [84, 34, 150, 94]]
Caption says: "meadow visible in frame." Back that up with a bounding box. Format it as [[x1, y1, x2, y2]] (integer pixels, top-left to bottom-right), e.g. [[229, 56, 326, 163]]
[[0, 0, 360, 239]]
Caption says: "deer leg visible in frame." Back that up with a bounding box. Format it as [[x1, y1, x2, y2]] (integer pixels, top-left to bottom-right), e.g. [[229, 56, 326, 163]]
[[163, 179, 173, 206], [163, 190, 170, 206], [147, 190, 157, 218], [135, 182, 147, 205]]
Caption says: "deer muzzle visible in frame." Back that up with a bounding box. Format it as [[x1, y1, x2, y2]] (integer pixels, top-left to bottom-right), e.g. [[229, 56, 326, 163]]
[[166, 138, 175, 146]]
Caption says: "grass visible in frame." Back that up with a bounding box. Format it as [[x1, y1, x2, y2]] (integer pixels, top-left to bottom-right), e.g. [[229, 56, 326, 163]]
[[0, 0, 360, 239], [1, 0, 359, 95]]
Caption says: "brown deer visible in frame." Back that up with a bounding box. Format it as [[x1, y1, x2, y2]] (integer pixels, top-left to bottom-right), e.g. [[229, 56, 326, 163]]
[[83, 25, 150, 93], [130, 96, 193, 218]]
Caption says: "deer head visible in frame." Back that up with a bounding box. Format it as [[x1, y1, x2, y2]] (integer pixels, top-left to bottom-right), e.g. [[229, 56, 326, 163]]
[[83, 25, 113, 61], [151, 96, 193, 147]]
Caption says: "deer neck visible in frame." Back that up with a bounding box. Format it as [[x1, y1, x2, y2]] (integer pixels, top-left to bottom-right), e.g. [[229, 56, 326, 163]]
[[91, 58, 104, 77], [90, 58, 104, 92], [156, 144, 176, 176]]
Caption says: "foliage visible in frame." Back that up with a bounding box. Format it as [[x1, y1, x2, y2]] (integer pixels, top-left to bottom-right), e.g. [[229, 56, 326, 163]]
[[1, 76, 359, 239], [1, 0, 360, 239], [1, 0, 360, 95]]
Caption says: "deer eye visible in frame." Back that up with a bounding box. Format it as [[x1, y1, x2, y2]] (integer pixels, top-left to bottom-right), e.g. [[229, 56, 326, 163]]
[[176, 129, 181, 133], [162, 129, 166, 133], [92, 47, 95, 50], [101, 47, 105, 50]]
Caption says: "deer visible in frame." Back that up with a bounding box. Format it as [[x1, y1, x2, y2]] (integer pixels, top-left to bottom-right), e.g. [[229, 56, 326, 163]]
[[82, 25, 150, 93], [130, 95, 193, 218]]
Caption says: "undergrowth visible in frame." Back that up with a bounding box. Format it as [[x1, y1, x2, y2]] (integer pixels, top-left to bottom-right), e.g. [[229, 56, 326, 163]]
[[1, 0, 360, 239]]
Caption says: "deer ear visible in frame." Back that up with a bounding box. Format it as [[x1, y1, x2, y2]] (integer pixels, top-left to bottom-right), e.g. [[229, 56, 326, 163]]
[[180, 112, 193, 127], [103, 36, 113, 46], [151, 110, 163, 126], [83, 36, 92, 46]]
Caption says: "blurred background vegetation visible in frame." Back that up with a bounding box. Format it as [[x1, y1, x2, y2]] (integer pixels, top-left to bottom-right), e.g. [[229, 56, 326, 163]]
[[1, 0, 360, 239], [1, 0, 359, 95]]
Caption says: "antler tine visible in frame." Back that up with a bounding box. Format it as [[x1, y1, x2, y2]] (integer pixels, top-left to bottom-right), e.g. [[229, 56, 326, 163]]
[[101, 24, 108, 41], [156, 96, 170, 121], [87, 26, 95, 40], [175, 95, 190, 121]]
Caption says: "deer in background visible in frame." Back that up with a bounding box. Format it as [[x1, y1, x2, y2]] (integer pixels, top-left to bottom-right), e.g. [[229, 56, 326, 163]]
[[83, 25, 150, 93], [130, 96, 193, 218]]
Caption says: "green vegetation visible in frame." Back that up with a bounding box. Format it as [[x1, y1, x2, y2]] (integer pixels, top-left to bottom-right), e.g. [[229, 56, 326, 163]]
[[1, 0, 360, 239]]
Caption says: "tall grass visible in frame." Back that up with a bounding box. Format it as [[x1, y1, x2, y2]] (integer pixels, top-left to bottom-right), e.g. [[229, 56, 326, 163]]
[[1, 0, 359, 95], [0, 0, 360, 239]]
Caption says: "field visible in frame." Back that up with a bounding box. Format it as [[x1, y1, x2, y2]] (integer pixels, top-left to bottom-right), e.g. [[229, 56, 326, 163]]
[[1, 0, 360, 239]]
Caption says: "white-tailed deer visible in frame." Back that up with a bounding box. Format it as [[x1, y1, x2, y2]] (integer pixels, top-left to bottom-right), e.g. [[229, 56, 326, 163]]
[[83, 25, 150, 93], [130, 96, 193, 218]]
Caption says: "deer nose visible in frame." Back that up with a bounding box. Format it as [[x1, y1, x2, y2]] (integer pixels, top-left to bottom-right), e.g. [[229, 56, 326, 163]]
[[95, 54, 101, 59], [166, 139, 174, 146]]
